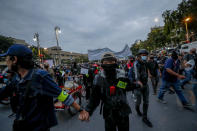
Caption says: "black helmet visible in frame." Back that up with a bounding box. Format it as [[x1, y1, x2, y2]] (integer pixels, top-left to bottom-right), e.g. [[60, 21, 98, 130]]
[[101, 52, 117, 63], [138, 49, 149, 55], [128, 55, 135, 59]]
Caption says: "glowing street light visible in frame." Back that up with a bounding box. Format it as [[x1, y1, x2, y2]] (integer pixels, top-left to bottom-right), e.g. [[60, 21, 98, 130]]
[[184, 17, 191, 42], [185, 17, 191, 22], [33, 37, 37, 42], [54, 26, 61, 65], [58, 30, 61, 34]]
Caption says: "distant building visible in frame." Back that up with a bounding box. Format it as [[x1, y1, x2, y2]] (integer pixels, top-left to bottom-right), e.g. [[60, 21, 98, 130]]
[[46, 46, 88, 65], [11, 38, 30, 46], [0, 37, 31, 67]]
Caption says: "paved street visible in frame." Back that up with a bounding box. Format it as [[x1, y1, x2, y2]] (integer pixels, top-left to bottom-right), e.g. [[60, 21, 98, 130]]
[[0, 80, 197, 131]]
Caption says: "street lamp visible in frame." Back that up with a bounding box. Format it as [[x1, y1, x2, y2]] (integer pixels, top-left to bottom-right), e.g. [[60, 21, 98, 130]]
[[184, 17, 191, 42], [54, 26, 61, 65], [33, 33, 41, 63]]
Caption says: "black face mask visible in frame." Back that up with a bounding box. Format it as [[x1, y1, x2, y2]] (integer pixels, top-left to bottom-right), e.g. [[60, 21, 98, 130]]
[[101, 63, 117, 69], [171, 55, 178, 60], [101, 64, 117, 79]]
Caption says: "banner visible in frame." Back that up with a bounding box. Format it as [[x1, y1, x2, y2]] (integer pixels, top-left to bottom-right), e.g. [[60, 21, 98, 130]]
[[80, 68, 89, 75], [88, 44, 132, 61], [44, 59, 54, 67]]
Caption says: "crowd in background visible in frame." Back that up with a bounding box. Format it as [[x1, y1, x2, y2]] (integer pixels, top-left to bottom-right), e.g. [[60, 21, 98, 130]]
[[0, 46, 196, 130], [32, 47, 197, 111]]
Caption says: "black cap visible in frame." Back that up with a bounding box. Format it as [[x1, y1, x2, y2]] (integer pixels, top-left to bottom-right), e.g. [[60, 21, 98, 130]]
[[101, 52, 117, 63], [138, 49, 149, 55]]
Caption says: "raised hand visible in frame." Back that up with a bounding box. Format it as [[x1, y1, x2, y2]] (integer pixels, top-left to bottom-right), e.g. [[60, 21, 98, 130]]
[[79, 110, 90, 121]]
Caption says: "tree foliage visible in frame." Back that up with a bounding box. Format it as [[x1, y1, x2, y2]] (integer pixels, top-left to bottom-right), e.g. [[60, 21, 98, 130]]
[[131, 0, 197, 54], [0, 35, 14, 54], [29, 46, 52, 60]]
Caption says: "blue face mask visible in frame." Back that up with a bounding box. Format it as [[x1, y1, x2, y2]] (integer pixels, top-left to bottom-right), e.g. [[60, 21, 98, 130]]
[[141, 56, 147, 61]]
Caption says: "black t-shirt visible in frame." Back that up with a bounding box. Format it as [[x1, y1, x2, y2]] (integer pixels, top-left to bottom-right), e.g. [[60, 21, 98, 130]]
[[148, 60, 159, 76], [160, 56, 168, 64]]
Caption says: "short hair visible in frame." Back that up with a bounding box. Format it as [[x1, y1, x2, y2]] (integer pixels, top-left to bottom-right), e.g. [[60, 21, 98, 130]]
[[13, 55, 34, 69]]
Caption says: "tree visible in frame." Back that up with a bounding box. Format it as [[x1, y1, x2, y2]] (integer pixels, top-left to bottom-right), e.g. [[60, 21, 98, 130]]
[[0, 35, 14, 54], [29, 46, 52, 60], [131, 0, 197, 55]]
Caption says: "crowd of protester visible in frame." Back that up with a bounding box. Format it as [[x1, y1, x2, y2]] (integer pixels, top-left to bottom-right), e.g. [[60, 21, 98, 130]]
[[0, 44, 196, 130]]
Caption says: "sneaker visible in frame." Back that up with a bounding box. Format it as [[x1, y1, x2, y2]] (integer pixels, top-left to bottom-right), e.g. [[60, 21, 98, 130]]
[[168, 88, 175, 94], [183, 103, 192, 108], [157, 98, 167, 104], [142, 117, 153, 128], [183, 103, 195, 111]]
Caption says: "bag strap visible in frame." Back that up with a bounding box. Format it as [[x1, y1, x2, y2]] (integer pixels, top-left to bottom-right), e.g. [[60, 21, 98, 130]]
[[99, 75, 105, 115]]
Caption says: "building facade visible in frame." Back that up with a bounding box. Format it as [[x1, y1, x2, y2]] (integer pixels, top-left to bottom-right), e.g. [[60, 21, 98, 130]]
[[46, 46, 88, 65]]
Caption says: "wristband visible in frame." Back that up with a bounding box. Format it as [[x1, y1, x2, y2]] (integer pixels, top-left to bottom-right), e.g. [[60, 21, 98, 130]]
[[78, 107, 84, 112]]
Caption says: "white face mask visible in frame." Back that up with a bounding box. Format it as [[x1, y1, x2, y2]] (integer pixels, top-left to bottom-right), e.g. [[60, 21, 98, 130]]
[[141, 56, 147, 61]]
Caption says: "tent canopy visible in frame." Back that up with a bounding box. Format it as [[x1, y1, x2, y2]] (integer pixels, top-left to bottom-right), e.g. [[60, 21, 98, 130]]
[[88, 44, 132, 61]]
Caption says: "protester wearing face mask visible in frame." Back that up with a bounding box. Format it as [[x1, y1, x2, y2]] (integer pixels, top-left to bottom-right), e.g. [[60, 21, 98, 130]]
[[157, 50, 191, 108], [133, 49, 153, 127], [79, 52, 139, 131]]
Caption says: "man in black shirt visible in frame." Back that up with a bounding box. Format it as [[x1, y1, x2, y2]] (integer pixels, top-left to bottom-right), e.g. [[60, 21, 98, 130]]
[[134, 49, 153, 127], [79, 52, 138, 131], [148, 55, 161, 95]]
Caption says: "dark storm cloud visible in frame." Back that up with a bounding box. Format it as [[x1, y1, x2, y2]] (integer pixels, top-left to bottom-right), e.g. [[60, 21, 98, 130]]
[[0, 0, 181, 53]]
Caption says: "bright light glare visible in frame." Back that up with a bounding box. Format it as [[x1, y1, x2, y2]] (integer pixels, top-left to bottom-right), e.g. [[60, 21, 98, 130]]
[[33, 38, 37, 41], [44, 48, 47, 50], [154, 18, 159, 23], [185, 17, 191, 22], [58, 30, 61, 34]]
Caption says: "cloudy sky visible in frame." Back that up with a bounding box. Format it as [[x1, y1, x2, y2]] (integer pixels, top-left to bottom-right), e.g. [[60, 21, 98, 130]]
[[0, 0, 181, 53]]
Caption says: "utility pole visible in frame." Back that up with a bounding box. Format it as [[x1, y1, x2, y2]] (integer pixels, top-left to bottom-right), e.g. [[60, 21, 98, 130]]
[[33, 33, 41, 63], [55, 26, 61, 65]]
